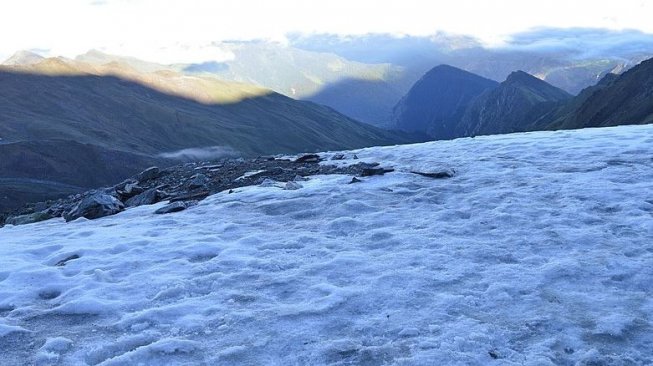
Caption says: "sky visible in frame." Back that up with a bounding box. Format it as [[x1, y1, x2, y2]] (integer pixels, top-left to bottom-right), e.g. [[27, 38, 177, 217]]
[[1, 0, 652, 63]]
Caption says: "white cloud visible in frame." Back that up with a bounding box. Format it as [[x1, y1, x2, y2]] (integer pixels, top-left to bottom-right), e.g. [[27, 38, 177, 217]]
[[1, 0, 652, 63]]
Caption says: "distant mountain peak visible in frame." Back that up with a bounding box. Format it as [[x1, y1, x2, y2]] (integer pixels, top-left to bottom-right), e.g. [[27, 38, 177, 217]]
[[504, 70, 541, 85], [426, 64, 474, 76], [2, 50, 45, 66], [392, 65, 499, 138]]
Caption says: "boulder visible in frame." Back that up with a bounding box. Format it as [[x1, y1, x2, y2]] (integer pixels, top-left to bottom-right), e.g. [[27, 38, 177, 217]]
[[187, 173, 209, 189], [411, 170, 455, 179], [125, 188, 160, 207], [63, 193, 125, 222], [155, 201, 192, 214], [283, 181, 302, 190], [360, 167, 394, 177], [294, 154, 321, 163], [260, 179, 280, 188], [6, 211, 52, 226], [137, 166, 161, 182]]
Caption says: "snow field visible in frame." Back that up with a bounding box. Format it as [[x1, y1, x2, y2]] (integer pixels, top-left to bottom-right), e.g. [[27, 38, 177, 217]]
[[0, 125, 652, 365]]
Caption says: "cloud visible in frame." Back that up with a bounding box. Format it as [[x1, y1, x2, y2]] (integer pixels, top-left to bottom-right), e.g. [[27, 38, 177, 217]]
[[2, 0, 653, 64], [158, 146, 240, 161], [499, 28, 653, 59]]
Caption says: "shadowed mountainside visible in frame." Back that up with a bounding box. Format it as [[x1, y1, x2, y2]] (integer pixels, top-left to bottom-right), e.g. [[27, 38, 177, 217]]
[[391, 58, 653, 140], [0, 62, 412, 211], [457, 71, 571, 136], [0, 140, 166, 212], [542, 57, 653, 130], [0, 69, 408, 156], [391, 65, 499, 139]]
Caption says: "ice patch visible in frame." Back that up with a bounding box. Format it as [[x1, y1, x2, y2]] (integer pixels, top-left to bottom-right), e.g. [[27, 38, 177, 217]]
[[0, 125, 652, 364]]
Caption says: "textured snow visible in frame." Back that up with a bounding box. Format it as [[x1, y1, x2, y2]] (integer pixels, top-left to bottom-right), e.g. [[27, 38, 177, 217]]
[[1, 125, 652, 365]]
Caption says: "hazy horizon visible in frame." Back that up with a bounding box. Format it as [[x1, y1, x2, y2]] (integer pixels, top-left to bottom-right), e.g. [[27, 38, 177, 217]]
[[2, 0, 652, 63]]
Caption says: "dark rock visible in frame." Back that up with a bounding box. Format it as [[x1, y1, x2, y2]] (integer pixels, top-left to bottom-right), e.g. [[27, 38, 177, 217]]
[[63, 193, 124, 222], [137, 166, 161, 182], [331, 153, 345, 160], [169, 191, 210, 202], [488, 350, 499, 359], [125, 188, 160, 207], [360, 167, 394, 177], [124, 182, 144, 195], [155, 201, 192, 214], [187, 173, 209, 189], [353, 154, 359, 159], [349, 177, 362, 184], [264, 167, 284, 176], [294, 154, 321, 163], [34, 202, 48, 212], [117, 182, 145, 199], [411, 170, 455, 179], [6, 211, 52, 226], [55, 254, 80, 267]]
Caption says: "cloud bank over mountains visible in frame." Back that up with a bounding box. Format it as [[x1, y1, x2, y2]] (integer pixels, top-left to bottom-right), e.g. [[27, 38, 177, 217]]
[[2, 0, 653, 63]]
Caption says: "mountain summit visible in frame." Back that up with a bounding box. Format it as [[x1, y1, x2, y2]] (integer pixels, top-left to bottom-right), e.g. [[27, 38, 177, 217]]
[[457, 70, 571, 136], [391, 65, 499, 139], [1, 50, 45, 66]]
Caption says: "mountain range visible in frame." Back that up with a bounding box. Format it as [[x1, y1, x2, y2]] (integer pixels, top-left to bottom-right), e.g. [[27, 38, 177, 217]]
[[1, 32, 652, 212], [0, 56, 409, 211], [41, 30, 652, 128], [392, 57, 653, 139]]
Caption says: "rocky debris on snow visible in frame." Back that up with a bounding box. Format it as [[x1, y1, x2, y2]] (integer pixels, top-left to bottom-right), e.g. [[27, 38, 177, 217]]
[[360, 167, 395, 177], [331, 153, 345, 160], [2, 153, 405, 226], [294, 154, 321, 163], [260, 179, 280, 188], [283, 181, 303, 190], [125, 189, 162, 207], [63, 193, 125, 222], [411, 170, 455, 179], [155, 201, 195, 215], [54, 254, 80, 267], [187, 173, 209, 189], [4, 211, 52, 226], [349, 177, 362, 184], [169, 191, 211, 203], [260, 179, 303, 190]]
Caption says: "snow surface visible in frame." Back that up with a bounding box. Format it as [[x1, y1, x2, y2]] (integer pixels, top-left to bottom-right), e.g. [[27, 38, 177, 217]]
[[1, 125, 652, 365]]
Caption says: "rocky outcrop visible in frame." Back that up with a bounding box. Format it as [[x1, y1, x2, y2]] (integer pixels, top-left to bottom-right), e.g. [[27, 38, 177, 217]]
[[63, 193, 125, 222], [2, 153, 398, 225]]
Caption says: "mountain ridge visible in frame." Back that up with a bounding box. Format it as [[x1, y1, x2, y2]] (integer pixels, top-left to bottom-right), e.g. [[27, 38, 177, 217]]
[[391, 65, 499, 139]]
